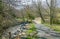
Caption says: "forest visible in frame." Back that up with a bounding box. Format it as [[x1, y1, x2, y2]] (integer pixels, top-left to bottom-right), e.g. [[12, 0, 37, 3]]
[[0, 0, 60, 39]]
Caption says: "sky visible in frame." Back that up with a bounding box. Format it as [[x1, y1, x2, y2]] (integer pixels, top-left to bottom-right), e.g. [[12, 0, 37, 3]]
[[42, 0, 46, 1], [11, 0, 60, 10], [13, 0, 46, 9]]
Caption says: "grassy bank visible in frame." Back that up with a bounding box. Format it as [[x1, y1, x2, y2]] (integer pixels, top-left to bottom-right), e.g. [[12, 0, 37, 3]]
[[44, 23, 60, 33]]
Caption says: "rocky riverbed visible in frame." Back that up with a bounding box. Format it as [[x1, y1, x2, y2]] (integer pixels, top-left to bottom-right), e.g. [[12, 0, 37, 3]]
[[2, 21, 60, 39]]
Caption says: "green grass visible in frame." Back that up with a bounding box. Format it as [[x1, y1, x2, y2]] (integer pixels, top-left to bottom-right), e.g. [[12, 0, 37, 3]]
[[26, 23, 47, 39], [26, 30, 33, 34], [44, 23, 60, 33], [51, 25, 60, 32], [26, 23, 36, 34]]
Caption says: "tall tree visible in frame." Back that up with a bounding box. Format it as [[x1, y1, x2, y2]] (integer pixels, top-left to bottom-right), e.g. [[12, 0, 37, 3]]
[[46, 0, 56, 25], [36, 0, 45, 23]]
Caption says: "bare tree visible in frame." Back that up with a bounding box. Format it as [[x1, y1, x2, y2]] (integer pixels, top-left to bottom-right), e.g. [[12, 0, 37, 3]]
[[46, 0, 56, 25], [36, 0, 45, 23], [24, 5, 35, 22]]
